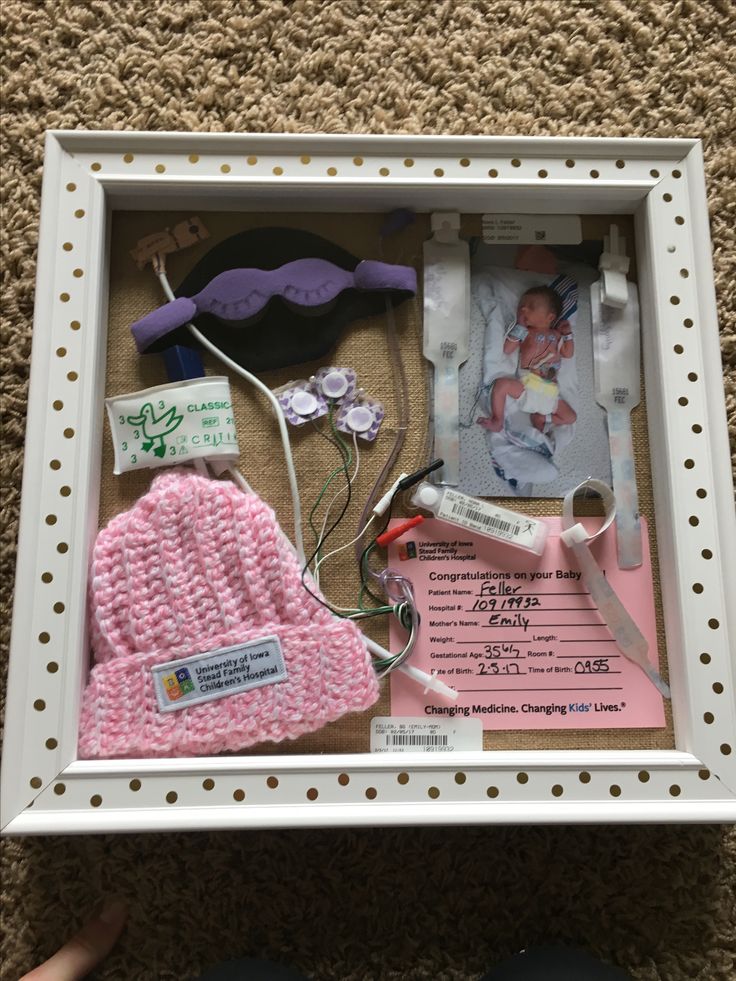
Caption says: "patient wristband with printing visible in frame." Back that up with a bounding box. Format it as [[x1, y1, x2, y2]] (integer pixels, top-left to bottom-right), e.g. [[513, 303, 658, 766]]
[[506, 321, 529, 342], [105, 377, 239, 474], [410, 481, 549, 555], [423, 213, 471, 486], [560, 478, 670, 699]]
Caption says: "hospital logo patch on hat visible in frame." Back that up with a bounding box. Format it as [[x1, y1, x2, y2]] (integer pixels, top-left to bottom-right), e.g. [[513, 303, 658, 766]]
[[151, 636, 288, 713], [162, 668, 196, 702]]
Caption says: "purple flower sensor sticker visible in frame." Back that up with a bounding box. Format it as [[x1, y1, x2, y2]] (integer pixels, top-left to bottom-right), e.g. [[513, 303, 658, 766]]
[[336, 396, 385, 442], [312, 367, 357, 404], [276, 381, 328, 427]]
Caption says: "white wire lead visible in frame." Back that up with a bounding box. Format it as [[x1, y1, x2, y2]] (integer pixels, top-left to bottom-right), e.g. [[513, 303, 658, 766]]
[[156, 268, 306, 568], [314, 430, 360, 586], [313, 512, 377, 586]]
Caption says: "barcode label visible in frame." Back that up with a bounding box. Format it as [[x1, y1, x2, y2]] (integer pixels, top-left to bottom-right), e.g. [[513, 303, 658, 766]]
[[387, 734, 448, 747], [371, 717, 482, 754], [448, 501, 521, 540], [437, 489, 539, 546]]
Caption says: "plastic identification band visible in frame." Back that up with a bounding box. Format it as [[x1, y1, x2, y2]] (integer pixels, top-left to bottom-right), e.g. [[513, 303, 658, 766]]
[[423, 213, 470, 485], [410, 482, 549, 555], [106, 376, 239, 474], [592, 280, 643, 570], [481, 214, 582, 245], [560, 478, 670, 699], [371, 717, 482, 753], [597, 223, 630, 309], [151, 636, 287, 713]]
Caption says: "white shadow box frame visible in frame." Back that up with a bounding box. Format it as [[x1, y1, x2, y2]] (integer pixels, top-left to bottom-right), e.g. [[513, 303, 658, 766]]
[[2, 132, 735, 834]]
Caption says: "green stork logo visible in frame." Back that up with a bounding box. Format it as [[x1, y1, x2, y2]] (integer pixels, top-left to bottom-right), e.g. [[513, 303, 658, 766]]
[[126, 402, 184, 458]]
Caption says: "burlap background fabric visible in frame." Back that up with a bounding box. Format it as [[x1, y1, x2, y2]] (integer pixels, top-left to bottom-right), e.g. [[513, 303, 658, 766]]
[[1, 2, 734, 979]]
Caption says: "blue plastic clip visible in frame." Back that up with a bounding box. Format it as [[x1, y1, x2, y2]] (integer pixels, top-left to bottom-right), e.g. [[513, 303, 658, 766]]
[[161, 345, 205, 382]]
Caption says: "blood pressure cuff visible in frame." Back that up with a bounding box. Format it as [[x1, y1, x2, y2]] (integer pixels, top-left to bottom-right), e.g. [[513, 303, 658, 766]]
[[131, 227, 417, 372]]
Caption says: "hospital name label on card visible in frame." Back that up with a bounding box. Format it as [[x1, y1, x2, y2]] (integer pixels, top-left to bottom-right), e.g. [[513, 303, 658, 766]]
[[370, 717, 482, 753], [106, 376, 239, 474], [151, 636, 287, 713], [481, 214, 582, 244]]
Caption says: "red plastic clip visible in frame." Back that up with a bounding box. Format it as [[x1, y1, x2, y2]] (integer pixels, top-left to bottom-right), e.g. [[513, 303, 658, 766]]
[[376, 515, 425, 548]]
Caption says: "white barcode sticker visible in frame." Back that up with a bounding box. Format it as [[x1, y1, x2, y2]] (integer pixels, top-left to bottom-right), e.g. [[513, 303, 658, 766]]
[[448, 500, 521, 538], [437, 488, 540, 546], [370, 716, 482, 753], [481, 214, 582, 245]]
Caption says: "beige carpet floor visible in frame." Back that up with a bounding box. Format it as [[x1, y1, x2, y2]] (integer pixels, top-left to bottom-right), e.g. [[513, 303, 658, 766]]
[[2, 1, 735, 979]]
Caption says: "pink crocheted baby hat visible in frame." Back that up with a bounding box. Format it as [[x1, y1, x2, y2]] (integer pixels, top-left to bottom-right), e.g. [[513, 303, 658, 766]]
[[78, 468, 379, 758]]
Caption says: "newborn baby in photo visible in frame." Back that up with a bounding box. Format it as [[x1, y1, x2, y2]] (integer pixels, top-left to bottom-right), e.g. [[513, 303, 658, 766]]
[[477, 285, 576, 433]]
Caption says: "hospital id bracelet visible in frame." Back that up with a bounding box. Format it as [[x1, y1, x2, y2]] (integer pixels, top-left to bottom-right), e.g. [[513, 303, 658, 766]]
[[410, 482, 549, 555]]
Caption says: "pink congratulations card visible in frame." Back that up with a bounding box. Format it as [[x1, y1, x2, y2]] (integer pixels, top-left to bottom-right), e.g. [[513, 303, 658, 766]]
[[388, 517, 666, 730]]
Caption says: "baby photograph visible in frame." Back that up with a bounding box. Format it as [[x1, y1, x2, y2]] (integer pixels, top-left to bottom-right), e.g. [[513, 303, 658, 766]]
[[458, 241, 613, 498]]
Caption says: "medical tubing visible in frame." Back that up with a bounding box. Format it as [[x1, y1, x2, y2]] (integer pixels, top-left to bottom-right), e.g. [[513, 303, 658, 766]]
[[299, 421, 356, 614], [316, 428, 359, 577], [314, 512, 376, 582], [308, 415, 351, 550], [421, 361, 435, 463], [374, 575, 419, 678], [229, 467, 254, 494], [307, 411, 353, 582], [353, 295, 410, 571], [156, 268, 306, 568], [359, 458, 444, 596], [381, 232, 432, 469], [359, 496, 398, 602]]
